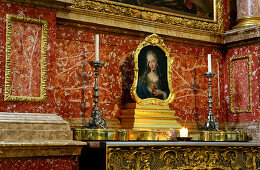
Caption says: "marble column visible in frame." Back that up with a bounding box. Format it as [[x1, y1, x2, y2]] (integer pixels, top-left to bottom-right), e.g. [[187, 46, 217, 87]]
[[235, 0, 260, 28]]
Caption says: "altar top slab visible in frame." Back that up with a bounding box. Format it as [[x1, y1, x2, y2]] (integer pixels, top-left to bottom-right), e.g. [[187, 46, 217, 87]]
[[104, 141, 260, 147]]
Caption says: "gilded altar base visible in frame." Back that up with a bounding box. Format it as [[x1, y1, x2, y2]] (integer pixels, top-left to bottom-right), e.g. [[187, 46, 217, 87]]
[[80, 141, 260, 170], [120, 103, 181, 130]]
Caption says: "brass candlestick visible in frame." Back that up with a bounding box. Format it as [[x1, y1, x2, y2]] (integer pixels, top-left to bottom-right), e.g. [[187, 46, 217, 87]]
[[89, 61, 106, 129], [204, 72, 219, 131]]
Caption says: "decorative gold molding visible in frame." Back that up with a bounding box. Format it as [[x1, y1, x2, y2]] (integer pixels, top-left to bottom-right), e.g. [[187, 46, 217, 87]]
[[107, 145, 260, 169], [130, 34, 174, 105], [72, 0, 224, 33], [5, 14, 48, 102], [229, 55, 252, 113], [234, 16, 260, 29]]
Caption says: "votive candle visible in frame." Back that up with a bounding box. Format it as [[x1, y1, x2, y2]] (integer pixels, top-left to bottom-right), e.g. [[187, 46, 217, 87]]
[[180, 127, 188, 137]]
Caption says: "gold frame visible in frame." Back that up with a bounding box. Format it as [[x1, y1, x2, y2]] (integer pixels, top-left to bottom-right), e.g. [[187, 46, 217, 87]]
[[229, 55, 252, 113], [73, 0, 224, 33], [130, 34, 174, 105], [5, 14, 48, 102]]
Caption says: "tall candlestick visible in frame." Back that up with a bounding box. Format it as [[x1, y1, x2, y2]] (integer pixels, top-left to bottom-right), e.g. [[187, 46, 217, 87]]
[[208, 54, 211, 72], [95, 34, 99, 61]]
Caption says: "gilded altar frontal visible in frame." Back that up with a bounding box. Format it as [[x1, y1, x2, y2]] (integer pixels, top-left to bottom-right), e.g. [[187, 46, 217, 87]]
[[0, 0, 259, 169]]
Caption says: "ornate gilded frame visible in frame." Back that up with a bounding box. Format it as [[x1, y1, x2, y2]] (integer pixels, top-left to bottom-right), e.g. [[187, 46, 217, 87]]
[[229, 55, 252, 113], [130, 34, 174, 105], [5, 14, 48, 102], [73, 0, 224, 33]]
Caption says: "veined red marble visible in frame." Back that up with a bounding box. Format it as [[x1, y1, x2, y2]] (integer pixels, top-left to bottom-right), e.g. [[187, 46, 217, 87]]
[[56, 26, 224, 123], [232, 58, 250, 110], [225, 45, 260, 122], [0, 1, 257, 126], [0, 156, 78, 170], [10, 21, 41, 97]]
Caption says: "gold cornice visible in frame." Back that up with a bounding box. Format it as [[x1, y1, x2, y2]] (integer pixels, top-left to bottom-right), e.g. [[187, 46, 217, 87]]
[[72, 0, 224, 33], [55, 0, 225, 43]]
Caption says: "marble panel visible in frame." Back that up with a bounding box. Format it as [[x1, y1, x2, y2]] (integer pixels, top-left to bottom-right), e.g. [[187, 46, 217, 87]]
[[0, 2, 56, 113], [10, 21, 41, 97], [225, 45, 259, 122], [231, 57, 250, 111]]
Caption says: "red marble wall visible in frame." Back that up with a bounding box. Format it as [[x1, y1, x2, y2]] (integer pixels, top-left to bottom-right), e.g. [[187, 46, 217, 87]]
[[0, 156, 78, 170], [56, 26, 225, 123], [1, 1, 257, 126], [224, 45, 260, 122], [0, 2, 56, 113], [10, 21, 42, 97]]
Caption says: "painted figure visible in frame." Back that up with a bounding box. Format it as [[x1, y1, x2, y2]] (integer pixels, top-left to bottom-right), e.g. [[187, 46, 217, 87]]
[[137, 50, 169, 100]]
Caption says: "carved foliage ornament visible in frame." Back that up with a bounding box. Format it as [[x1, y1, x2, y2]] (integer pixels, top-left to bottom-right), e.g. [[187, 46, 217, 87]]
[[73, 0, 224, 33], [5, 14, 48, 102], [107, 146, 260, 169]]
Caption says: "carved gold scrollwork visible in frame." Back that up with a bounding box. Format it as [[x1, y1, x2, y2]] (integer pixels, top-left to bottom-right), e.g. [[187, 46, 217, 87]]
[[122, 147, 154, 169], [160, 150, 177, 168], [107, 146, 259, 169]]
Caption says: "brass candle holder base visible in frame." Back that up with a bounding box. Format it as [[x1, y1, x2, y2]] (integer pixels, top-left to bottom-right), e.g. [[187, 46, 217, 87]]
[[73, 128, 118, 141], [73, 128, 170, 141], [73, 129, 248, 142], [202, 131, 248, 142]]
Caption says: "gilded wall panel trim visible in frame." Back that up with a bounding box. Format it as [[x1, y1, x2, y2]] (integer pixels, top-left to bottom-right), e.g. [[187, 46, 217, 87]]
[[5, 14, 48, 102], [229, 55, 252, 113], [72, 0, 224, 33]]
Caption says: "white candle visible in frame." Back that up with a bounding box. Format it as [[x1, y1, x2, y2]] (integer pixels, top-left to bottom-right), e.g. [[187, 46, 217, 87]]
[[208, 54, 211, 72], [180, 127, 188, 137], [95, 34, 99, 61]]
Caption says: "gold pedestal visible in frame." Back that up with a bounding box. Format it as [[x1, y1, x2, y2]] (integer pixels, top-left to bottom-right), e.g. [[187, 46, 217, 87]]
[[120, 103, 181, 130]]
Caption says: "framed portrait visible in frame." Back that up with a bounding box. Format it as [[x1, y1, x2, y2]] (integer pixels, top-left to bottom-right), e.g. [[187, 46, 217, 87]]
[[73, 0, 223, 33], [130, 34, 175, 105]]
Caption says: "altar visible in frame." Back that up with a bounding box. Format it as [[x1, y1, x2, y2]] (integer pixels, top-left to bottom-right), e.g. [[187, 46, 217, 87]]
[[80, 141, 260, 169], [0, 0, 259, 169]]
